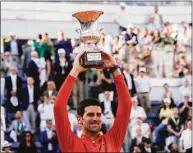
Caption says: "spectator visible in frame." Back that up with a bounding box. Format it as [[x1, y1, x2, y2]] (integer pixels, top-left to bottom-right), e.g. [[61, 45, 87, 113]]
[[132, 144, 145, 153], [178, 78, 191, 103], [178, 94, 192, 124], [168, 142, 179, 153], [38, 96, 54, 131], [147, 16, 157, 33], [149, 6, 163, 31], [5, 66, 22, 127], [130, 126, 147, 152], [123, 63, 137, 97], [162, 83, 174, 101], [154, 98, 173, 147], [5, 33, 23, 63], [8, 111, 31, 142], [101, 90, 118, 130], [114, 2, 127, 33], [167, 107, 184, 146], [54, 48, 71, 90], [179, 119, 192, 153], [54, 31, 73, 61], [2, 51, 17, 77], [27, 51, 40, 89], [71, 46, 86, 109], [22, 77, 40, 130], [73, 123, 83, 138], [38, 33, 53, 59], [131, 116, 151, 139], [43, 81, 58, 99], [33, 34, 42, 57], [129, 96, 147, 128], [40, 120, 59, 153], [125, 24, 138, 46], [17, 131, 38, 153], [67, 105, 78, 131], [143, 138, 157, 153], [1, 141, 13, 153], [134, 67, 151, 113], [23, 40, 34, 74]]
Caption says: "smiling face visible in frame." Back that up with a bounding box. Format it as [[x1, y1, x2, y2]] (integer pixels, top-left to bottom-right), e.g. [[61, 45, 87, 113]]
[[77, 106, 102, 133]]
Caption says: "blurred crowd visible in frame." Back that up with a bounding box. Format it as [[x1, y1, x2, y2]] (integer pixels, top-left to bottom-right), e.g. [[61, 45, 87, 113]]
[[0, 3, 192, 153]]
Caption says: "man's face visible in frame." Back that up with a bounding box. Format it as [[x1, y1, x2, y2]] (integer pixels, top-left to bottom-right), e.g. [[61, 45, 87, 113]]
[[10, 67, 17, 75], [104, 91, 111, 101], [173, 108, 179, 116], [46, 121, 53, 129], [78, 106, 102, 133], [15, 111, 22, 119]]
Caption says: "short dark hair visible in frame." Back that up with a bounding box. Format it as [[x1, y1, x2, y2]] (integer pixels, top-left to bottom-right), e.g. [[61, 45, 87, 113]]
[[77, 98, 101, 116]]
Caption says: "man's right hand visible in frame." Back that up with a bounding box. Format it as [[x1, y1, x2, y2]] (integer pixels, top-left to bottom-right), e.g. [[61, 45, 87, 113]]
[[70, 49, 88, 78]]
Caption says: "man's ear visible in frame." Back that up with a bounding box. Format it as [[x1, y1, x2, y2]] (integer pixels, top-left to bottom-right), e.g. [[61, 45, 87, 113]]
[[77, 115, 83, 125]]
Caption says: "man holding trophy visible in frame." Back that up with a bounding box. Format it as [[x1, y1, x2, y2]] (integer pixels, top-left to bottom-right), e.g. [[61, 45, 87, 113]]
[[54, 10, 132, 152]]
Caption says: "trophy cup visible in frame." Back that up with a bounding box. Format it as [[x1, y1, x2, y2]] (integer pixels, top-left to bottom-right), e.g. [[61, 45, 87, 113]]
[[72, 10, 104, 68]]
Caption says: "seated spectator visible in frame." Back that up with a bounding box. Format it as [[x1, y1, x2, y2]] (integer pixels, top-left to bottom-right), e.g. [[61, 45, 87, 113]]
[[178, 94, 192, 124], [130, 116, 151, 139], [143, 138, 157, 153], [132, 144, 145, 153], [40, 120, 59, 153], [129, 96, 147, 128], [8, 111, 31, 142], [1, 141, 13, 153], [2, 52, 17, 77], [168, 142, 179, 153], [125, 24, 138, 46], [17, 131, 38, 153], [101, 90, 118, 130], [130, 126, 147, 152], [179, 119, 192, 153], [38, 96, 54, 131], [167, 107, 184, 147], [154, 98, 173, 147]]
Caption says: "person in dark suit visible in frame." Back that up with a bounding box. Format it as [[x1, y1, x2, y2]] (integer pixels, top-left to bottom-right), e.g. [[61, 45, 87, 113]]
[[143, 138, 157, 153], [130, 126, 147, 152], [123, 63, 137, 97], [39, 120, 59, 153], [21, 77, 40, 129], [5, 33, 23, 63], [27, 51, 40, 89], [125, 24, 138, 46], [5, 66, 22, 127], [54, 48, 72, 90]]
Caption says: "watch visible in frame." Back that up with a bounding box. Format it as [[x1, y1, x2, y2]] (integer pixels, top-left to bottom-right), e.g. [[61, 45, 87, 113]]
[[109, 65, 119, 73]]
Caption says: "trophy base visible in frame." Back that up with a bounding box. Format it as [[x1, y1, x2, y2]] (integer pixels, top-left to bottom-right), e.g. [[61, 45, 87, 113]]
[[80, 51, 104, 68]]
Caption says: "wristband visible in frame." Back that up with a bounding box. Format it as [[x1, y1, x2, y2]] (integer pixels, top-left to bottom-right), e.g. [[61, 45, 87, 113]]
[[109, 65, 119, 73]]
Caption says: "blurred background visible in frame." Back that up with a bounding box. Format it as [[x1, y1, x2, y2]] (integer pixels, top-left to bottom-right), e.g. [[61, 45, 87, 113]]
[[1, 1, 192, 153]]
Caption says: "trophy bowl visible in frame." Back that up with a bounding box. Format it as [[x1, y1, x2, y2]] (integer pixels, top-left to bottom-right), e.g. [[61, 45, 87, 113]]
[[72, 10, 104, 68]]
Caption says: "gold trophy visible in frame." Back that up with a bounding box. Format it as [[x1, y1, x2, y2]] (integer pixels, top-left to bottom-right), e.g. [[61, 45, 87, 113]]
[[72, 10, 104, 68]]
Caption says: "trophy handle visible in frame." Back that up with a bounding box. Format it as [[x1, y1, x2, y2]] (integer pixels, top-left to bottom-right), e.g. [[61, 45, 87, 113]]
[[75, 29, 81, 36]]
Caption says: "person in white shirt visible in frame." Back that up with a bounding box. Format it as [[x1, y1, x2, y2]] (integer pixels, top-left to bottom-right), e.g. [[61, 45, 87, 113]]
[[178, 78, 191, 103], [130, 116, 151, 139], [134, 67, 151, 113], [149, 6, 163, 31], [38, 96, 54, 131], [129, 96, 147, 128], [114, 2, 127, 33], [179, 119, 192, 153]]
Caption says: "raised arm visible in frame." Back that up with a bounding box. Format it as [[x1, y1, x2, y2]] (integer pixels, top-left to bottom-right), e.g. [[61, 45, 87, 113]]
[[107, 68, 132, 149], [54, 50, 88, 152]]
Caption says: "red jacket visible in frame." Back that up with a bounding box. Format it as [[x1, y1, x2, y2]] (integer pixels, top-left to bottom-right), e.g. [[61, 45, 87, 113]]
[[54, 74, 132, 152]]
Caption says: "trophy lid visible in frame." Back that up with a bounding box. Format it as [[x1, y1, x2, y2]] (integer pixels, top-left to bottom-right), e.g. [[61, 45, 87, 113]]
[[72, 10, 104, 24]]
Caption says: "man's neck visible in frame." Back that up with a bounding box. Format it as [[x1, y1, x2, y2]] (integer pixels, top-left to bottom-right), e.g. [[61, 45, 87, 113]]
[[82, 130, 100, 141]]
